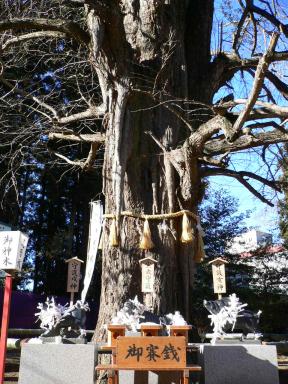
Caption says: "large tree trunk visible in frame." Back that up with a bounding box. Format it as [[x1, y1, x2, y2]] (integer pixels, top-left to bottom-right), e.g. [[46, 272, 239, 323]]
[[90, 0, 214, 340]]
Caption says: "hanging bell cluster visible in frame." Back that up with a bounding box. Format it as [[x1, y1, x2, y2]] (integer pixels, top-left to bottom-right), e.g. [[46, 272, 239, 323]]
[[105, 211, 205, 262]]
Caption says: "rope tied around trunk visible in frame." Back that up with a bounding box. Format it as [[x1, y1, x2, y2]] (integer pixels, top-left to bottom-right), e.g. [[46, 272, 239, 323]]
[[102, 210, 205, 263], [103, 209, 199, 221]]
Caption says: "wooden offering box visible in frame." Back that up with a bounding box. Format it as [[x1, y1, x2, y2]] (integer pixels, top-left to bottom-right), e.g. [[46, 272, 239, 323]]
[[168, 325, 192, 342], [117, 336, 186, 369], [140, 324, 163, 337], [107, 325, 126, 347]]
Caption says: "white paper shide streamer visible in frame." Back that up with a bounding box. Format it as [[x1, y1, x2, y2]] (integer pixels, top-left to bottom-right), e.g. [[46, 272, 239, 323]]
[[81, 201, 103, 302]]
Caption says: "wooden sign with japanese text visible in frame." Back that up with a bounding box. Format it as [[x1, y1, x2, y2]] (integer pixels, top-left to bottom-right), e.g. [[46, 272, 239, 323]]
[[212, 263, 226, 294], [139, 257, 157, 293], [141, 263, 154, 292], [116, 336, 186, 369], [66, 259, 82, 293], [0, 231, 28, 271]]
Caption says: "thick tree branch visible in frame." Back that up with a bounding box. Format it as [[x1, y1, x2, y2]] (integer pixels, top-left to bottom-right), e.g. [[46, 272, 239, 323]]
[[188, 115, 233, 148], [57, 105, 105, 124], [231, 32, 279, 139], [211, 50, 288, 91], [216, 98, 288, 118], [2, 31, 67, 51], [0, 18, 90, 45], [204, 129, 288, 155], [48, 132, 105, 143], [82, 143, 99, 171]]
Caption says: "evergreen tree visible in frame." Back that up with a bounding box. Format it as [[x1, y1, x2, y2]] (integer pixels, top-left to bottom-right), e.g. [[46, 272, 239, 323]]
[[279, 144, 288, 248]]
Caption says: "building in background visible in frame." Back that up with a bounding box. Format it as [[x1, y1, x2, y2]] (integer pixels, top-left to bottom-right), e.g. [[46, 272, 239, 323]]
[[227, 230, 288, 293], [228, 229, 273, 254]]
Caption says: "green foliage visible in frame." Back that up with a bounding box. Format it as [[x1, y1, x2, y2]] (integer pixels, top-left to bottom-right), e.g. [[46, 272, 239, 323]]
[[278, 144, 288, 248], [191, 188, 249, 329], [192, 188, 288, 335]]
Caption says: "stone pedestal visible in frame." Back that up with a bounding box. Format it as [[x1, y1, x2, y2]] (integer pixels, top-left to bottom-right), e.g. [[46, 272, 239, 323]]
[[18, 344, 97, 384], [198, 344, 279, 384]]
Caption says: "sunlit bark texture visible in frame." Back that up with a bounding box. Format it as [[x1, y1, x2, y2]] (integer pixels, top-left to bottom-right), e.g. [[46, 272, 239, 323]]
[[0, 1, 288, 339]]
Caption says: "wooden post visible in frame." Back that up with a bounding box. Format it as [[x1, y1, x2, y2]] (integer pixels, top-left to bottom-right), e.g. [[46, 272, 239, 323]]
[[140, 324, 162, 337], [70, 292, 75, 307], [208, 257, 229, 299], [107, 325, 126, 347], [168, 325, 192, 343], [0, 274, 12, 384]]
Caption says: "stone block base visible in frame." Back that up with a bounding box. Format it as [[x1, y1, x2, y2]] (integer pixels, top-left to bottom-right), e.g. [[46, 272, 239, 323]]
[[198, 344, 279, 384], [18, 344, 97, 384]]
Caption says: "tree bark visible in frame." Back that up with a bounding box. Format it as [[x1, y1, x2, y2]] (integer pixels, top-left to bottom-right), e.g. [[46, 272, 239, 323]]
[[91, 0, 212, 340]]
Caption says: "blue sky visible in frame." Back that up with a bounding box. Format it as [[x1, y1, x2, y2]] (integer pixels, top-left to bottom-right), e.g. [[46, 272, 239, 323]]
[[209, 1, 288, 241], [209, 146, 282, 240]]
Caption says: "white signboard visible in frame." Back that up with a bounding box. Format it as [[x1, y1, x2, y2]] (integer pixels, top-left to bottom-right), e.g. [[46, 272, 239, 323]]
[[0, 231, 29, 271], [141, 263, 155, 293], [212, 263, 226, 294], [67, 260, 81, 293], [0, 222, 11, 232], [81, 201, 103, 302]]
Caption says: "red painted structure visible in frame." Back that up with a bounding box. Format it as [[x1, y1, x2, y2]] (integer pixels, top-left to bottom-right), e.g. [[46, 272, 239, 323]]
[[0, 274, 12, 384]]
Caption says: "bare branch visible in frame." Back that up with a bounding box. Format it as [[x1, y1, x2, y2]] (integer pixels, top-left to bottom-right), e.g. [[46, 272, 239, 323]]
[[232, 7, 249, 53], [53, 151, 83, 167], [202, 167, 275, 206], [57, 105, 105, 124], [188, 115, 233, 148], [0, 76, 105, 124], [51, 142, 99, 171], [246, 0, 288, 37], [48, 132, 105, 143], [145, 131, 166, 151], [265, 71, 288, 99], [216, 98, 288, 118], [0, 18, 90, 45], [200, 152, 230, 168], [2, 31, 67, 51], [82, 143, 99, 171], [202, 167, 281, 192], [231, 32, 279, 139], [204, 129, 288, 155], [0, 76, 59, 120], [211, 50, 288, 91]]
